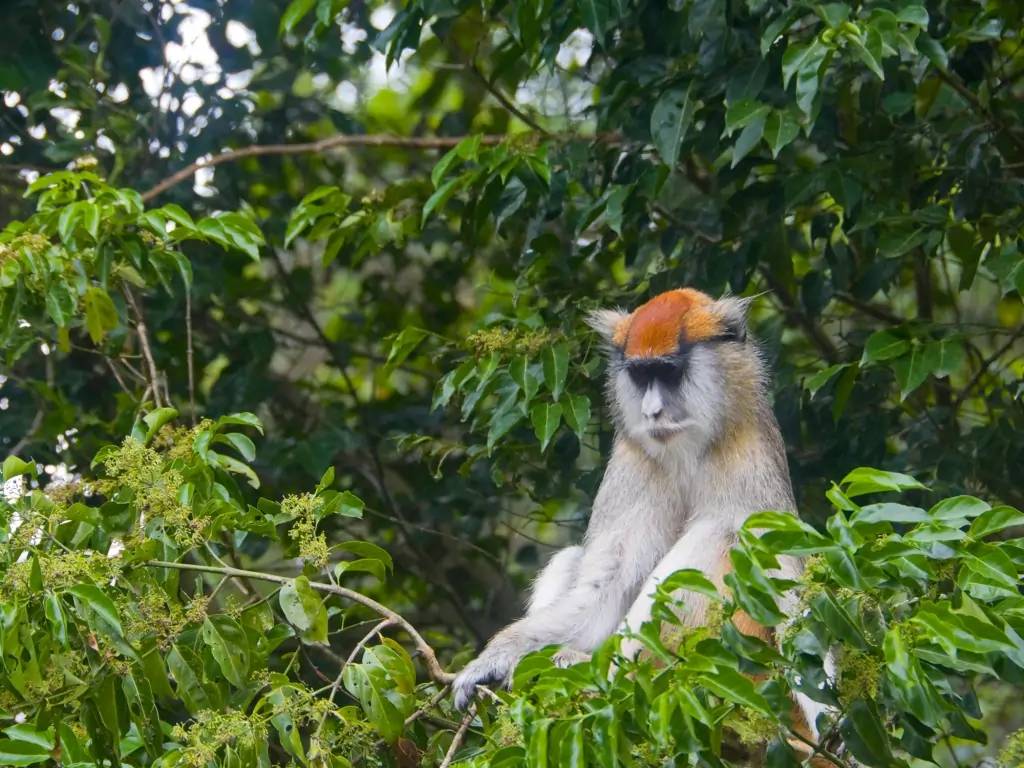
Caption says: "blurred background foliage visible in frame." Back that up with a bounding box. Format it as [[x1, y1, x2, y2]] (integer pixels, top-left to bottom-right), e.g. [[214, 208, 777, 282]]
[[0, 0, 1023, 764]]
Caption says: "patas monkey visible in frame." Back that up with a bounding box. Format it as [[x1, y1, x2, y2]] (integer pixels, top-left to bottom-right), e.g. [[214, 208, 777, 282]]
[[452, 287, 826, 736]]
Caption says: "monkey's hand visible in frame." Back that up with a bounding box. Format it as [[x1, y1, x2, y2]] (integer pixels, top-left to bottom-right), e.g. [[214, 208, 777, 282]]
[[552, 648, 591, 668], [451, 646, 519, 711]]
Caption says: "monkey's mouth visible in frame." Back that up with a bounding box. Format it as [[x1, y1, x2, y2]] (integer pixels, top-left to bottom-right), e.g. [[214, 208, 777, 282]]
[[646, 421, 692, 442]]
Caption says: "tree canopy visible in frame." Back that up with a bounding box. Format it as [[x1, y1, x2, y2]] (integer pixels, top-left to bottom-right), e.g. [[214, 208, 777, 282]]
[[0, 0, 1023, 765]]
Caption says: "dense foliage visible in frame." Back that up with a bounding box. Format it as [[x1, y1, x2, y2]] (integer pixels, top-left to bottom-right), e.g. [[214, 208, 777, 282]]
[[0, 0, 1022, 765]]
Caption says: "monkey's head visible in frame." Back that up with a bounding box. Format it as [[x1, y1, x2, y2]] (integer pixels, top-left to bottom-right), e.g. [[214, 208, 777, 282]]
[[589, 288, 762, 454]]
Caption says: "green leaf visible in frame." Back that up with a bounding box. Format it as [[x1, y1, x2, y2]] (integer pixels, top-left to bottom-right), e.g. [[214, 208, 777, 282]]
[[891, 341, 940, 398], [202, 616, 250, 687], [421, 175, 464, 224], [487, 408, 522, 452], [82, 286, 118, 344], [44, 593, 68, 646], [961, 544, 1018, 589], [338, 540, 393, 572], [580, 0, 613, 41], [1, 726, 52, 752], [68, 583, 123, 636], [431, 135, 480, 188], [969, 505, 1024, 538], [731, 112, 767, 167], [805, 363, 848, 396], [763, 108, 801, 157], [57, 201, 83, 244], [220, 432, 256, 462], [650, 84, 697, 167], [558, 719, 585, 768], [724, 99, 771, 137], [530, 401, 563, 452], [2, 455, 37, 482], [560, 393, 591, 441], [847, 27, 885, 80], [510, 356, 542, 406], [142, 407, 179, 444], [816, 3, 849, 27], [861, 329, 909, 364], [321, 489, 364, 518], [948, 224, 983, 290], [782, 36, 828, 91], [852, 503, 929, 524], [696, 666, 771, 714], [279, 0, 316, 35], [656, 568, 722, 602], [839, 700, 895, 767], [167, 645, 215, 714], [841, 467, 926, 496], [542, 342, 569, 400], [334, 558, 387, 581], [279, 576, 329, 644], [216, 412, 264, 433], [896, 5, 928, 26], [0, 740, 50, 766], [386, 326, 428, 368], [925, 337, 964, 379], [342, 663, 406, 742]]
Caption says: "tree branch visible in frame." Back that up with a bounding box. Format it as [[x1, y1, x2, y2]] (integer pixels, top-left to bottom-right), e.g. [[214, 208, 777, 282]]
[[144, 559, 455, 685], [953, 324, 1024, 409], [439, 705, 476, 768], [140, 131, 622, 202], [759, 267, 840, 363], [122, 287, 164, 408]]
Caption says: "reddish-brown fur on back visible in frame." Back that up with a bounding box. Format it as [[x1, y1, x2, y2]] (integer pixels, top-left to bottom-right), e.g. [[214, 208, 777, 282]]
[[622, 288, 722, 358]]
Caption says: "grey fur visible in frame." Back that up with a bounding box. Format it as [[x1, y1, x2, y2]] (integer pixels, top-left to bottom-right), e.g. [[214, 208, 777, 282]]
[[452, 294, 825, 733]]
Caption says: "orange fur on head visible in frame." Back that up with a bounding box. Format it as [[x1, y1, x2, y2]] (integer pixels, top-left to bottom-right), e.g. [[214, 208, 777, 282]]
[[622, 288, 721, 358]]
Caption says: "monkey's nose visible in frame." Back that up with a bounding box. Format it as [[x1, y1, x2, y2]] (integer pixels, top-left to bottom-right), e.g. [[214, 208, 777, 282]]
[[641, 388, 664, 420]]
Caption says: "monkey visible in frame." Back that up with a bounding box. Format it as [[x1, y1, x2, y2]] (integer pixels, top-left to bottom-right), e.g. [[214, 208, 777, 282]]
[[451, 287, 829, 740]]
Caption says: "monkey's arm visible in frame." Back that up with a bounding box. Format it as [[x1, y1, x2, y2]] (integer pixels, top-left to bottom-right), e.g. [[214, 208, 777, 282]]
[[451, 537, 633, 710]]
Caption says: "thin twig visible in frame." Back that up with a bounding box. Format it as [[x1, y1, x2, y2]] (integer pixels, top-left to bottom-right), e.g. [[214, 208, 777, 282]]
[[315, 618, 395, 739], [468, 60, 548, 134], [439, 705, 476, 768], [787, 726, 850, 768], [953, 324, 1024, 409], [404, 686, 452, 727], [122, 287, 164, 408], [9, 407, 44, 457], [759, 267, 840, 363], [185, 284, 196, 425], [141, 134, 504, 202], [330, 619, 394, 704], [140, 132, 623, 201], [144, 559, 455, 684], [9, 355, 52, 456]]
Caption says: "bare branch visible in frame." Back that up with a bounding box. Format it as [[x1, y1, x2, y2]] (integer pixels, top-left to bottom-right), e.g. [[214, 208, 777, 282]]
[[186, 285, 196, 425], [954, 324, 1024, 409], [439, 705, 476, 768], [141, 134, 507, 202], [140, 131, 622, 202], [144, 559, 455, 685], [122, 287, 164, 408]]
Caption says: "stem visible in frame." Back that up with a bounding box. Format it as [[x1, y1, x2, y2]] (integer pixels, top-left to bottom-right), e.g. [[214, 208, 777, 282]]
[[439, 705, 476, 768], [143, 559, 455, 685], [123, 287, 164, 408], [186, 284, 196, 425], [953, 324, 1024, 409], [140, 132, 622, 201]]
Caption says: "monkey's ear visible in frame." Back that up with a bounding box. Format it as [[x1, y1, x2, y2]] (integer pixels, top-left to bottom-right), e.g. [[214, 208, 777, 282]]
[[713, 295, 754, 342], [586, 308, 631, 349]]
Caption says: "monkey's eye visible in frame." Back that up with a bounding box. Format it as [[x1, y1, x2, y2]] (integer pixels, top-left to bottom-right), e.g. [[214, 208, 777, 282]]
[[627, 360, 685, 389]]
